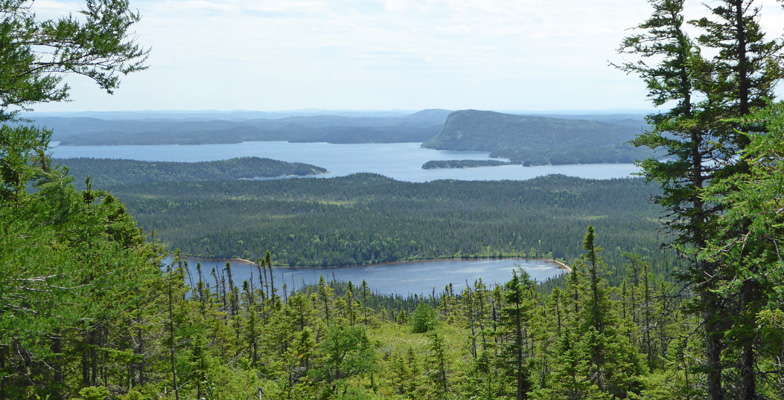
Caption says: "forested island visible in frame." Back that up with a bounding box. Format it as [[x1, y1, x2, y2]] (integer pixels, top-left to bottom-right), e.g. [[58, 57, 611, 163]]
[[57, 157, 328, 187], [423, 110, 651, 165], [44, 109, 650, 166], [4, 0, 784, 400], [421, 159, 515, 169]]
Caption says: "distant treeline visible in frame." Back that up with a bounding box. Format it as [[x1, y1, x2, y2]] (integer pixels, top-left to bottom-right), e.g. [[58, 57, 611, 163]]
[[109, 173, 675, 285], [40, 109, 452, 146], [421, 159, 514, 169], [56, 157, 327, 188], [41, 109, 656, 166]]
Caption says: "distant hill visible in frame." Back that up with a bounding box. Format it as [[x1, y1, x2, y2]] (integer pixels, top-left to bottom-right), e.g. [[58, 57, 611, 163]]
[[422, 110, 651, 165], [37, 109, 453, 146], [56, 157, 327, 188]]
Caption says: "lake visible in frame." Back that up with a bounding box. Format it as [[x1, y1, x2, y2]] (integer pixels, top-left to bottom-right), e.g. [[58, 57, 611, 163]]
[[50, 141, 639, 182], [59, 141, 596, 293], [173, 257, 567, 296]]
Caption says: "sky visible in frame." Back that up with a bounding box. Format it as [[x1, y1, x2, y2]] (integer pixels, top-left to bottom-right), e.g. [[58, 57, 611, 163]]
[[30, 0, 784, 113]]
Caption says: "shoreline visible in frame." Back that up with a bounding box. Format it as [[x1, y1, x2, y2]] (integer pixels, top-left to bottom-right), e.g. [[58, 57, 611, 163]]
[[548, 259, 572, 272], [180, 255, 571, 272]]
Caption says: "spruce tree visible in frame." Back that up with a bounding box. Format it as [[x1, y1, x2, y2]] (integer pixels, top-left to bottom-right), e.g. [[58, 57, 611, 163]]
[[617, 1, 784, 397], [701, 103, 784, 399], [500, 269, 536, 400]]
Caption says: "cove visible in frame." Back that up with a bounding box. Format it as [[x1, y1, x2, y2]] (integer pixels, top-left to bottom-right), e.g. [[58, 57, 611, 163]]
[[172, 258, 568, 296]]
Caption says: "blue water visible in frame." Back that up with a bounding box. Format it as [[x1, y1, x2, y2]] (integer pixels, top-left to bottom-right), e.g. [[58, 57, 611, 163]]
[[50, 141, 638, 182], [56, 141, 590, 293], [175, 257, 566, 296]]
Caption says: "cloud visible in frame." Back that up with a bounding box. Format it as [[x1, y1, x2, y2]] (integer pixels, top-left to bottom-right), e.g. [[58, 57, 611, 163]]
[[30, 0, 784, 111]]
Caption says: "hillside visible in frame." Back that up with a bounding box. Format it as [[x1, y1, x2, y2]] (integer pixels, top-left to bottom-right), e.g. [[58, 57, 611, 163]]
[[423, 110, 650, 165], [111, 173, 668, 277]]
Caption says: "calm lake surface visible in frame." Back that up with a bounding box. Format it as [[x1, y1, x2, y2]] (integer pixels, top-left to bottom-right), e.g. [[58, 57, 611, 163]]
[[175, 258, 566, 296], [51, 141, 639, 182], [62, 141, 598, 292]]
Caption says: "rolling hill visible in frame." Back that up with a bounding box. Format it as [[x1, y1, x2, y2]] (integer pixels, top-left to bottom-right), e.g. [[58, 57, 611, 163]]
[[422, 110, 650, 165]]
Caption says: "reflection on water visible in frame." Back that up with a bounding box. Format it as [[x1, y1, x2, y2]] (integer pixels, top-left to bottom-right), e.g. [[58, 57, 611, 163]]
[[172, 258, 567, 296]]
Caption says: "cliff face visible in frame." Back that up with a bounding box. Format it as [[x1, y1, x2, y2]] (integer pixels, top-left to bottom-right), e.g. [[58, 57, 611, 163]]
[[422, 110, 649, 165]]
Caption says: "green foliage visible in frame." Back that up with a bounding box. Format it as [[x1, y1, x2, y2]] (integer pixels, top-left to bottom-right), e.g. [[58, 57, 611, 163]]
[[8, 1, 784, 399], [700, 102, 784, 399], [618, 0, 784, 398], [109, 173, 671, 279], [76, 386, 109, 400], [2, 1, 156, 399], [0, 0, 148, 120], [312, 325, 377, 397], [0, 130, 164, 398], [500, 269, 536, 399], [410, 303, 437, 333]]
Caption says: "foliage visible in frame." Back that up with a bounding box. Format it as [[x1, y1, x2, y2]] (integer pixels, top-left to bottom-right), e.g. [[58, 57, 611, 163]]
[[109, 173, 672, 280], [76, 386, 109, 400], [700, 102, 784, 399], [6, 0, 784, 399], [410, 303, 437, 333], [617, 0, 784, 398], [0, 0, 148, 120]]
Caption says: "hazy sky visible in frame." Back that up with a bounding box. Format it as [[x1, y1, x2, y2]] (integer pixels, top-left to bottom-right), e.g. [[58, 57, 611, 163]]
[[32, 0, 784, 113]]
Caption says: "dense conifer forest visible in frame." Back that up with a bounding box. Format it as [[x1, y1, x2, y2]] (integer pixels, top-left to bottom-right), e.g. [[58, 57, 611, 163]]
[[3, 0, 784, 399], [57, 157, 327, 188], [109, 173, 670, 280], [421, 159, 514, 169], [422, 110, 651, 165]]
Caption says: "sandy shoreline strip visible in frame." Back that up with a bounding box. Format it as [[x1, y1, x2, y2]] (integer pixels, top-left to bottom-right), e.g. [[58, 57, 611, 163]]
[[549, 259, 572, 272]]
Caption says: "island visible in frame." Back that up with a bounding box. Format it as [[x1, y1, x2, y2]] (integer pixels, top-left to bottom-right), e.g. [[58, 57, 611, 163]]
[[56, 157, 328, 188], [421, 159, 515, 169], [422, 109, 651, 165]]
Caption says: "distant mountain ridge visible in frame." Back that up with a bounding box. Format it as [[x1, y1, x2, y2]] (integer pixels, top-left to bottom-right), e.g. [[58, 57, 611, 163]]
[[38, 109, 453, 145], [422, 110, 650, 165]]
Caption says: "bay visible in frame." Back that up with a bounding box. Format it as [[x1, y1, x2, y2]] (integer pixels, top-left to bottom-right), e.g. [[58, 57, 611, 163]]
[[174, 258, 566, 296], [50, 141, 638, 182]]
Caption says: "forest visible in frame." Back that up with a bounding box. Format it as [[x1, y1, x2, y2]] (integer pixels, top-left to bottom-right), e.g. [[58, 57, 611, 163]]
[[422, 110, 651, 165], [3, 0, 784, 399], [56, 157, 327, 188], [421, 160, 515, 169], [108, 173, 669, 280]]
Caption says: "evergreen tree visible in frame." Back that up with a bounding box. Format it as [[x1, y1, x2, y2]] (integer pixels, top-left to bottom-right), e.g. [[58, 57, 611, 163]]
[[0, 0, 148, 121], [499, 269, 536, 400], [311, 325, 376, 398], [701, 103, 784, 399], [618, 1, 784, 397], [426, 328, 450, 400]]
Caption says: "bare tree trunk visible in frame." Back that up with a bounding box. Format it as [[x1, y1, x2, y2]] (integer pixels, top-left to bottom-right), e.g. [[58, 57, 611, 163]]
[[167, 267, 180, 400]]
